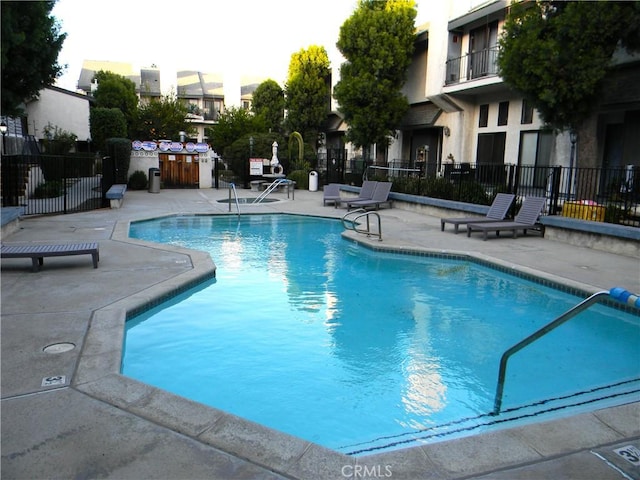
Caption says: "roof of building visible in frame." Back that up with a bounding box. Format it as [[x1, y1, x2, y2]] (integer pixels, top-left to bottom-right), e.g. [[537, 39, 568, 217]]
[[177, 71, 224, 98], [77, 60, 161, 96]]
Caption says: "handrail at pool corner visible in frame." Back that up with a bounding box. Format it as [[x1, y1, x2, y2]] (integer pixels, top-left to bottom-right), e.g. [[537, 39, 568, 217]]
[[492, 287, 640, 416], [342, 209, 383, 241], [228, 183, 240, 217]]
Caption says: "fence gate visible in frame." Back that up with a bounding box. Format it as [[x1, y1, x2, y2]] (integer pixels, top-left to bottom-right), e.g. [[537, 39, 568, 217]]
[[159, 153, 200, 187], [1, 154, 102, 215]]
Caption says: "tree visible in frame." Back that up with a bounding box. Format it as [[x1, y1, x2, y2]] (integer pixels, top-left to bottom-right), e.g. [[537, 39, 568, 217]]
[[224, 131, 288, 187], [498, 1, 640, 132], [208, 106, 265, 155], [1, 0, 66, 115], [252, 79, 285, 133], [132, 92, 193, 141], [93, 71, 139, 137], [285, 46, 331, 147], [90, 108, 127, 153], [333, 0, 417, 158]]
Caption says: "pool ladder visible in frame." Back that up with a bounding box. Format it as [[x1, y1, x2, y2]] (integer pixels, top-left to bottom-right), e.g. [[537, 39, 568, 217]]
[[492, 287, 640, 415], [342, 209, 382, 241]]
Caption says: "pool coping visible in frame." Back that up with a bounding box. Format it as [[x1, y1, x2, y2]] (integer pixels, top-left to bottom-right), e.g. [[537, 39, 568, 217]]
[[72, 213, 640, 479]]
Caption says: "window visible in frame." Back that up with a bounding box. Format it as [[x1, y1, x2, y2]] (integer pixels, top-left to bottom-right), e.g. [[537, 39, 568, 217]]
[[203, 100, 215, 120], [498, 101, 509, 126], [521, 99, 533, 124], [479, 104, 489, 128], [469, 21, 499, 78], [476, 132, 506, 165], [213, 100, 224, 119], [519, 130, 553, 188]]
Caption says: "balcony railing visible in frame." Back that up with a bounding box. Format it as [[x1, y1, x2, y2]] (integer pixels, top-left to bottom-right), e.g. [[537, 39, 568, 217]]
[[445, 46, 500, 85]]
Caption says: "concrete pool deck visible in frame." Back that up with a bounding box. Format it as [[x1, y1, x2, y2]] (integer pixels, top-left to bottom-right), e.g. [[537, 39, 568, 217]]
[[1, 188, 639, 480]]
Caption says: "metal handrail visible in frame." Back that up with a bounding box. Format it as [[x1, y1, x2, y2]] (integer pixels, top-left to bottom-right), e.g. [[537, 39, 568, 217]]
[[492, 287, 640, 415], [253, 178, 289, 204], [364, 164, 421, 181], [228, 183, 240, 217], [342, 209, 383, 241]]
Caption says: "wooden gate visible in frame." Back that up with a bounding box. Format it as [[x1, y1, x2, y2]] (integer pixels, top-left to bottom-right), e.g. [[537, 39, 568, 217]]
[[159, 153, 200, 187]]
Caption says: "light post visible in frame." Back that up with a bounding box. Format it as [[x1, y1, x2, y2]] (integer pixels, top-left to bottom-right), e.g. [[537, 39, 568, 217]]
[[0, 121, 7, 154], [567, 130, 577, 199], [247, 136, 254, 188]]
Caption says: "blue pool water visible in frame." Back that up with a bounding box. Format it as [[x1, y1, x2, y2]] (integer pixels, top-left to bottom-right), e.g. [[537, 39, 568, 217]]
[[124, 214, 640, 455]]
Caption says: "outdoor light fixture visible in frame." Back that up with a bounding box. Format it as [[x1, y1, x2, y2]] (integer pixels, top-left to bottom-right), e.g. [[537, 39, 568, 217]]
[[570, 130, 577, 144], [0, 121, 7, 153]]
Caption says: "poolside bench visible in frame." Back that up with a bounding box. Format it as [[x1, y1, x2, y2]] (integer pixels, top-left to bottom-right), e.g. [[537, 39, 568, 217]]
[[1, 242, 99, 272], [106, 184, 127, 208], [250, 180, 265, 191]]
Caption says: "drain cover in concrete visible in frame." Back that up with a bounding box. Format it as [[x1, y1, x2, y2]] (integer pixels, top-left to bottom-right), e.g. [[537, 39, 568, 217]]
[[41, 375, 66, 386], [43, 342, 75, 354]]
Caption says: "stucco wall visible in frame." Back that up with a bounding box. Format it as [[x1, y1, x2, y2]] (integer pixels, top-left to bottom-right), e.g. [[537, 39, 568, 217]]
[[129, 149, 213, 189], [25, 87, 91, 142]]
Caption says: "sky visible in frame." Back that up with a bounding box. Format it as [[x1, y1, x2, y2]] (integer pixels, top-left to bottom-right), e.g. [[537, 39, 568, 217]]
[[52, 0, 430, 105]]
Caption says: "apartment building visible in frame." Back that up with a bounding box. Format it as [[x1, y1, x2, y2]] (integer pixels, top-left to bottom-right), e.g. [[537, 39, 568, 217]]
[[389, 0, 549, 176], [388, 0, 639, 179], [76, 62, 273, 143], [77, 60, 161, 102], [176, 70, 225, 142]]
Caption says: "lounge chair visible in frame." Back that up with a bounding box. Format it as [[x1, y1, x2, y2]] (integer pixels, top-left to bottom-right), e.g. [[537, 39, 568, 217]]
[[441, 193, 515, 233], [322, 183, 342, 206], [346, 182, 393, 211], [1, 242, 99, 272], [467, 196, 547, 240], [335, 180, 377, 208]]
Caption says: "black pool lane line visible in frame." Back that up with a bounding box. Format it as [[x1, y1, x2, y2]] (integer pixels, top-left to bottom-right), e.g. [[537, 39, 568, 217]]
[[342, 378, 640, 455]]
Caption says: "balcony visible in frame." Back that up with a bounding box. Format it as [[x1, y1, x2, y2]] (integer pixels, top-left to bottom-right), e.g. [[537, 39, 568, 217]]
[[445, 47, 500, 85]]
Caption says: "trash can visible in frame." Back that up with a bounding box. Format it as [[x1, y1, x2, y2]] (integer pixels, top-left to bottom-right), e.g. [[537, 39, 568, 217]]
[[148, 168, 161, 193], [308, 171, 318, 192]]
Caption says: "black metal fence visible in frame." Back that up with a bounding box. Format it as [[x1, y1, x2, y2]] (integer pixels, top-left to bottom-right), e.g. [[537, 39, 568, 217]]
[[316, 149, 370, 186], [4, 152, 637, 227], [1, 154, 107, 215], [364, 162, 640, 227]]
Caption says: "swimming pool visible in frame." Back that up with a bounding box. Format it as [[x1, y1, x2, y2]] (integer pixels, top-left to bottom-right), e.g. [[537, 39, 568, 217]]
[[124, 214, 640, 455]]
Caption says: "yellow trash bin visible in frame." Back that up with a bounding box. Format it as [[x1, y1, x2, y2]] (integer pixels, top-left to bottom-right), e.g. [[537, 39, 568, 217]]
[[561, 201, 605, 222]]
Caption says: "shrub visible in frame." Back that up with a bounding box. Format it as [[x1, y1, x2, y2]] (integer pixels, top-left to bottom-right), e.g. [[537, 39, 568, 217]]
[[391, 176, 422, 195], [32, 180, 64, 198], [90, 108, 127, 153], [128, 170, 148, 190], [605, 205, 626, 224], [42, 123, 77, 154], [457, 181, 491, 205], [424, 177, 455, 199], [287, 169, 308, 189]]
